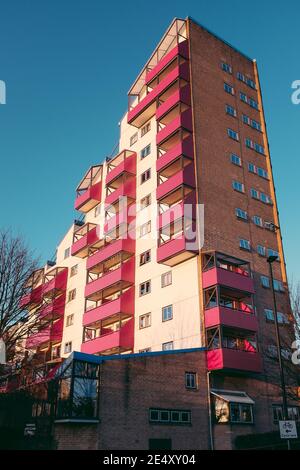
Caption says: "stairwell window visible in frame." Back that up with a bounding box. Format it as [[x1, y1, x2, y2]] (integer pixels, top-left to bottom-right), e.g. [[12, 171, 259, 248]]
[[224, 83, 234, 95], [140, 280, 151, 296], [230, 154, 241, 166], [141, 144, 151, 159], [141, 168, 151, 184], [232, 180, 245, 193], [239, 239, 251, 251], [162, 305, 173, 322], [227, 128, 239, 141]]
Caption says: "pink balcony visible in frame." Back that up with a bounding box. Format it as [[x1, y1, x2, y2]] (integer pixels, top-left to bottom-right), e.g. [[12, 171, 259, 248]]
[[87, 237, 135, 270], [85, 257, 135, 299], [207, 348, 262, 373], [43, 268, 68, 297], [156, 108, 192, 145], [158, 191, 196, 229], [128, 62, 190, 127], [39, 294, 66, 321], [105, 178, 136, 208], [106, 151, 136, 186], [145, 40, 189, 84], [83, 287, 134, 326], [156, 163, 195, 201], [104, 209, 136, 235], [20, 284, 43, 308], [156, 135, 194, 173], [156, 84, 191, 121], [74, 182, 102, 212], [26, 319, 63, 349], [204, 306, 258, 331], [202, 267, 255, 294], [81, 318, 134, 354], [71, 225, 100, 258]]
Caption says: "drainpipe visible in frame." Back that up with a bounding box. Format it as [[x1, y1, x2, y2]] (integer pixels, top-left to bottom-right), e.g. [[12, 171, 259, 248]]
[[207, 370, 214, 450]]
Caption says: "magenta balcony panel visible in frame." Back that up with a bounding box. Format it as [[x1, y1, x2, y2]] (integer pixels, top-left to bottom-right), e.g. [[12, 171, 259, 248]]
[[74, 182, 102, 212], [83, 287, 134, 326], [81, 319, 134, 354], [158, 192, 196, 229], [157, 236, 198, 267], [207, 349, 262, 373], [39, 294, 66, 321], [104, 210, 135, 235], [106, 153, 136, 186], [156, 135, 194, 173], [105, 179, 136, 207], [156, 85, 191, 121], [145, 40, 189, 84], [87, 238, 136, 270], [204, 306, 258, 331], [128, 62, 190, 126], [43, 269, 68, 296], [156, 163, 195, 201], [20, 284, 43, 308], [71, 226, 100, 258], [85, 257, 135, 298], [202, 267, 255, 294], [156, 108, 192, 145]]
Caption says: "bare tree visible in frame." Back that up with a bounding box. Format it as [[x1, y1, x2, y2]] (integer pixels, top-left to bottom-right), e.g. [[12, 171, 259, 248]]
[[0, 230, 42, 362]]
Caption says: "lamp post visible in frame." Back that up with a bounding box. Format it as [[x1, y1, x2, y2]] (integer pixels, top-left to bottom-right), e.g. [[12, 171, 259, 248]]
[[267, 255, 290, 449]]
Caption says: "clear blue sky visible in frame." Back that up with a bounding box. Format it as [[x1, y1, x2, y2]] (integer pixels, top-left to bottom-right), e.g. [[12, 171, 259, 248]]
[[0, 0, 299, 282]]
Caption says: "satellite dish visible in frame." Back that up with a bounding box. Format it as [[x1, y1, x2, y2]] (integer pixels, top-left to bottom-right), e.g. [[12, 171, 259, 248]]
[[0, 338, 6, 364]]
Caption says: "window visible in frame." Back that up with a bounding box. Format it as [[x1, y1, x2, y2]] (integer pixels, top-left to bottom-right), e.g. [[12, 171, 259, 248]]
[[64, 342, 72, 354], [257, 245, 266, 257], [227, 128, 239, 141], [239, 239, 251, 251], [162, 341, 174, 351], [224, 82, 234, 95], [230, 403, 253, 423], [230, 153, 241, 166], [252, 215, 263, 227], [66, 314, 74, 327], [139, 313, 151, 329], [140, 250, 151, 266], [265, 309, 289, 324], [140, 194, 151, 209], [261, 276, 270, 288], [64, 247, 70, 259], [141, 144, 151, 159], [141, 168, 151, 184], [185, 372, 197, 389], [162, 305, 173, 322], [141, 122, 151, 137], [236, 208, 248, 220], [221, 62, 232, 74], [273, 279, 284, 292], [140, 280, 151, 296], [130, 132, 138, 146], [70, 264, 78, 277], [232, 180, 245, 193], [140, 221, 151, 237], [226, 104, 237, 117], [161, 271, 172, 287], [68, 289, 76, 302], [149, 408, 191, 425], [267, 249, 279, 260]]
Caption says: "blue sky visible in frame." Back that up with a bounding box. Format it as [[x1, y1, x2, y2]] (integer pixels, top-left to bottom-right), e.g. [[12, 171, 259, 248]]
[[0, 0, 299, 282]]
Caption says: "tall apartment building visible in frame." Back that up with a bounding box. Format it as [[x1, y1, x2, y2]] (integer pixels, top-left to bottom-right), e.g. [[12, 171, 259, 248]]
[[9, 17, 298, 448]]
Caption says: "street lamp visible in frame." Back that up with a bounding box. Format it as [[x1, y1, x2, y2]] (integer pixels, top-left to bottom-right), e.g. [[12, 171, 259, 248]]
[[267, 255, 290, 449]]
